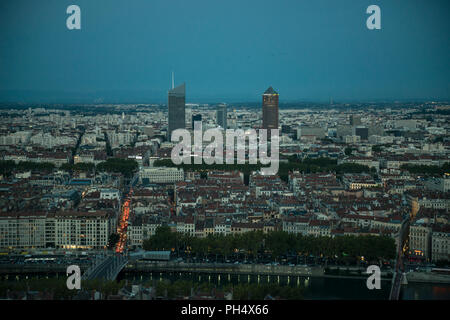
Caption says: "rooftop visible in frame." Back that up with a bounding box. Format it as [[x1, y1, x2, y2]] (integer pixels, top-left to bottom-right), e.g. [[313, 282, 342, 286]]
[[263, 86, 278, 95]]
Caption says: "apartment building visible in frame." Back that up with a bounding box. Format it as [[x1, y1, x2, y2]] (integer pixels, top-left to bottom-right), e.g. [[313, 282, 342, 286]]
[[409, 223, 432, 261], [0, 210, 115, 250], [431, 226, 450, 262], [0, 212, 47, 249], [139, 167, 184, 184]]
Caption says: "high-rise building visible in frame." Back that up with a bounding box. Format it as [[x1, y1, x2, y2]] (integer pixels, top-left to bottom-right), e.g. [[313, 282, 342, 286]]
[[297, 126, 326, 139], [354, 126, 369, 141], [192, 114, 202, 130], [216, 104, 227, 129], [262, 86, 279, 130], [336, 125, 353, 140], [185, 105, 192, 130], [350, 115, 361, 126], [167, 83, 186, 139]]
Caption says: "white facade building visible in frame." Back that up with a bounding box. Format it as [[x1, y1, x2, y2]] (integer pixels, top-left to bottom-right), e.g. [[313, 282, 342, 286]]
[[139, 167, 184, 184]]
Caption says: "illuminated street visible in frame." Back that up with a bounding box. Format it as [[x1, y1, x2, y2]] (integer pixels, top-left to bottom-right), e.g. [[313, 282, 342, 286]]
[[116, 188, 133, 254]]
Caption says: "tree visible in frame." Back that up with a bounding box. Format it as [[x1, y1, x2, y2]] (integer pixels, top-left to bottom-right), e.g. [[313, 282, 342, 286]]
[[372, 145, 382, 153], [96, 158, 138, 178], [401, 163, 449, 176], [141, 230, 396, 264], [143, 225, 178, 251], [0, 160, 55, 175], [61, 162, 95, 172]]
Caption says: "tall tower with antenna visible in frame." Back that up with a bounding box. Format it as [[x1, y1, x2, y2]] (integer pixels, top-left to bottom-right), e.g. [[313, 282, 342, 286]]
[[172, 71, 174, 89], [167, 72, 186, 139]]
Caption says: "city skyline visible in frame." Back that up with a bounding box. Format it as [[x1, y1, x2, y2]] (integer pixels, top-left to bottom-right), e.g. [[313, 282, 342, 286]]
[[0, 100, 448, 301], [1, 0, 450, 307]]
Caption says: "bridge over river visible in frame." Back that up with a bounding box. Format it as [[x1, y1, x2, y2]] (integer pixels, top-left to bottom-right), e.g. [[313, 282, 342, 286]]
[[389, 215, 410, 300], [82, 254, 128, 281]]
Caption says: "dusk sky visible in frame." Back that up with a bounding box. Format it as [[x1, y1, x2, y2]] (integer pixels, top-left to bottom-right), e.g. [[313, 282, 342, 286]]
[[0, 0, 449, 103]]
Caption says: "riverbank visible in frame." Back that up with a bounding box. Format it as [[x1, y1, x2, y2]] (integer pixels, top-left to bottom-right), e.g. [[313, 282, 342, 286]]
[[406, 271, 450, 284], [126, 262, 450, 284], [1, 261, 449, 285], [125, 261, 395, 281], [126, 261, 321, 277]]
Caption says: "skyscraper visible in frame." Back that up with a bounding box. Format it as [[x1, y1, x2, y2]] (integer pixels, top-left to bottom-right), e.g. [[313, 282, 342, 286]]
[[185, 105, 192, 130], [350, 115, 361, 126], [354, 126, 369, 141], [167, 82, 186, 139], [216, 104, 227, 129], [192, 114, 202, 130], [262, 86, 279, 131]]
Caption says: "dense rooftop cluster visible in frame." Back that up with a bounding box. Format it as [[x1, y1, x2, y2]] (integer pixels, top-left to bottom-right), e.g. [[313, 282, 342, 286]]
[[0, 103, 448, 262]]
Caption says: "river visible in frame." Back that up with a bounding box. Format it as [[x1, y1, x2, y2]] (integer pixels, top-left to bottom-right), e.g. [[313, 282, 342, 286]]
[[118, 270, 450, 300], [2, 271, 449, 300]]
